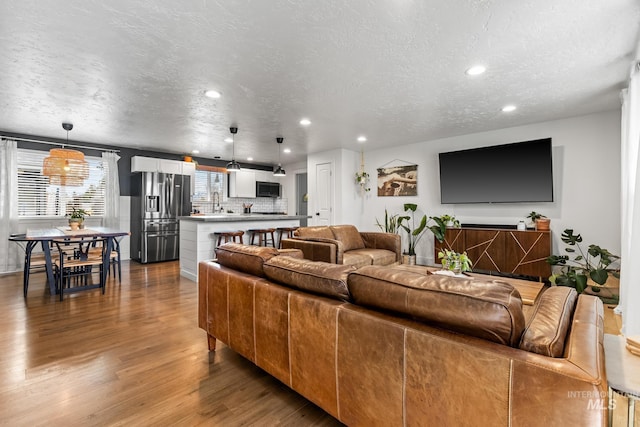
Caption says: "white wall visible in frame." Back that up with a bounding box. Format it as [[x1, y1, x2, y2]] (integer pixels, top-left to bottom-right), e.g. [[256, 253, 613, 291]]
[[336, 110, 621, 266], [281, 160, 307, 216]]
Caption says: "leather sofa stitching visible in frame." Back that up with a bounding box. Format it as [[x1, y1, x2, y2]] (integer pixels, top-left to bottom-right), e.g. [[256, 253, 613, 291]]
[[335, 307, 341, 421], [287, 292, 292, 387]]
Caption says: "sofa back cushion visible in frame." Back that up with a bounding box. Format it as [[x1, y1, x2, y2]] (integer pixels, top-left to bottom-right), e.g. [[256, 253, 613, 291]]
[[215, 243, 280, 277], [296, 226, 335, 240], [330, 225, 365, 251], [264, 256, 355, 301], [348, 266, 526, 347], [519, 286, 577, 357]]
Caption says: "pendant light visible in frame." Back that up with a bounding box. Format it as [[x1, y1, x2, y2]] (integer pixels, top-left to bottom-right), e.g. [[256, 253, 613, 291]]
[[226, 126, 241, 172], [42, 123, 89, 186], [273, 137, 286, 177]]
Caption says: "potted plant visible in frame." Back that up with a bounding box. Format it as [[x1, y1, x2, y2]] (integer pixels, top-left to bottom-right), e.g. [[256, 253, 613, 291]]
[[526, 211, 550, 231], [355, 171, 370, 192], [398, 204, 446, 264], [438, 214, 460, 228], [438, 249, 473, 274], [547, 229, 620, 301], [67, 207, 89, 230], [375, 208, 400, 234]]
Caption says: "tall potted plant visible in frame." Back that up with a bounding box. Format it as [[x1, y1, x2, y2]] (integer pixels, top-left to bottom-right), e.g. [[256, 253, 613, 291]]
[[375, 208, 400, 234], [398, 204, 446, 264], [547, 229, 620, 300]]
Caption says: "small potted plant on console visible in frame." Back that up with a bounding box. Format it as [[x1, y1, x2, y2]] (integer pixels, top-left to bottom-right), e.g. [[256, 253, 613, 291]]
[[526, 211, 550, 231]]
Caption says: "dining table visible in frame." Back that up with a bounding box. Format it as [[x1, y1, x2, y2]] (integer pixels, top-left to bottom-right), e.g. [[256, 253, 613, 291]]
[[11, 227, 129, 296]]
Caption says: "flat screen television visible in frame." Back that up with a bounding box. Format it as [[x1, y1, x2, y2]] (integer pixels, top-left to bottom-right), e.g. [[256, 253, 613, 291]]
[[438, 138, 553, 204]]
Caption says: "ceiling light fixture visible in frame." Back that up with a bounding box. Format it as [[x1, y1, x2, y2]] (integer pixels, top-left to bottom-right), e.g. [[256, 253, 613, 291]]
[[357, 136, 367, 142], [501, 105, 517, 112], [283, 148, 291, 154], [247, 157, 253, 161], [224, 137, 233, 143], [205, 90, 221, 99], [465, 65, 486, 76], [273, 137, 286, 177], [299, 118, 311, 126], [191, 149, 200, 154], [42, 123, 89, 186], [226, 126, 241, 172]]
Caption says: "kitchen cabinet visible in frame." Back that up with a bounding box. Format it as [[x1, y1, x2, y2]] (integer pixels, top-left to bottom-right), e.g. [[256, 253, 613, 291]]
[[131, 156, 159, 173], [181, 162, 196, 194], [228, 170, 256, 198], [159, 159, 183, 175]]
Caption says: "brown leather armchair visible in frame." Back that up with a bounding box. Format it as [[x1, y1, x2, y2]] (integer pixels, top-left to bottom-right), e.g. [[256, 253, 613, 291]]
[[281, 224, 401, 267]]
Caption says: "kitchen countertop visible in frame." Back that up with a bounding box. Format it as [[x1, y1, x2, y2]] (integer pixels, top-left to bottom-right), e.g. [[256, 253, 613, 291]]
[[179, 214, 310, 222]]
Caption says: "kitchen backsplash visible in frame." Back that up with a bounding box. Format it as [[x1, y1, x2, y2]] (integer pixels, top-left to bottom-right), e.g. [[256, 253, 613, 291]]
[[192, 197, 288, 214]]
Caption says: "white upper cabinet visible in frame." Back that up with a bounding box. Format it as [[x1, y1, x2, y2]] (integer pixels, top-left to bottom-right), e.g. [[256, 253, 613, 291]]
[[159, 159, 183, 175], [131, 156, 159, 172], [228, 170, 256, 198]]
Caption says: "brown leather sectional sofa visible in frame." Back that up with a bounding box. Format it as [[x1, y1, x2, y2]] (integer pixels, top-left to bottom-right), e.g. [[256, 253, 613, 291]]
[[281, 224, 401, 267], [198, 243, 608, 426]]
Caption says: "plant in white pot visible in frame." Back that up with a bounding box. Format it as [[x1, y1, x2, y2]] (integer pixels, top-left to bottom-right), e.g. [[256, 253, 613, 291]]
[[67, 207, 89, 230], [398, 203, 446, 264]]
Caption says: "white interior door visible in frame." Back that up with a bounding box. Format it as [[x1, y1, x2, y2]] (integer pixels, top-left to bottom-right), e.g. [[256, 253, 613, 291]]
[[315, 162, 332, 225]]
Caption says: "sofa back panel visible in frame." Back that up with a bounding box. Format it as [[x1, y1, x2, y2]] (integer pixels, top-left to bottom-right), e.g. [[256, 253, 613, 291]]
[[289, 293, 343, 419], [254, 282, 291, 386], [337, 309, 405, 426], [511, 358, 606, 426], [295, 226, 335, 240], [207, 266, 230, 345], [519, 286, 577, 357], [348, 266, 526, 346], [404, 329, 511, 426], [227, 274, 258, 362], [215, 243, 280, 277], [264, 256, 355, 302], [330, 225, 365, 251]]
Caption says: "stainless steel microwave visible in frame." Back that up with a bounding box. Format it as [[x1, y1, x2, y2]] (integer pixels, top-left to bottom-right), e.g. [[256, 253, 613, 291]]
[[256, 181, 280, 198]]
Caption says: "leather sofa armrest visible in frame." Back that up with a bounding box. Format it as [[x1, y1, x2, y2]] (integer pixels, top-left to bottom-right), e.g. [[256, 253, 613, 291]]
[[360, 232, 402, 262], [281, 237, 342, 263]]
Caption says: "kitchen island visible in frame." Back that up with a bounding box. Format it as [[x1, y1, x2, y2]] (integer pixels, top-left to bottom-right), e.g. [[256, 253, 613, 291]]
[[179, 214, 309, 281]]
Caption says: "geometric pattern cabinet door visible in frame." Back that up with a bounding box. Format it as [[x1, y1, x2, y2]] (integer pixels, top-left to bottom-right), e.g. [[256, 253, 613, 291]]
[[503, 230, 551, 278], [463, 229, 506, 273]]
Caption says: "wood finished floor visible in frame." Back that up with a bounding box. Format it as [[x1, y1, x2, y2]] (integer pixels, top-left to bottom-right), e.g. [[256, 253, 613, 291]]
[[0, 261, 342, 426]]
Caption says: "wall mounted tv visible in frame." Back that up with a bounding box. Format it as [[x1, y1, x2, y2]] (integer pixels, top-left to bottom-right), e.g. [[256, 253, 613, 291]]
[[438, 138, 553, 204]]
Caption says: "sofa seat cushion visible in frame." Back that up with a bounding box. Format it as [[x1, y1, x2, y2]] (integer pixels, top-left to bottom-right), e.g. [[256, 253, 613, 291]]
[[330, 225, 365, 251], [342, 252, 373, 268], [264, 256, 356, 301], [296, 226, 335, 240], [348, 248, 397, 266], [519, 286, 577, 357], [348, 266, 526, 347], [215, 243, 280, 277]]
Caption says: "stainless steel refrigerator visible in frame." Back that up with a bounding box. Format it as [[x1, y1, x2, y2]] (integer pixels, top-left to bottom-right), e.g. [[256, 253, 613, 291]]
[[130, 172, 191, 263]]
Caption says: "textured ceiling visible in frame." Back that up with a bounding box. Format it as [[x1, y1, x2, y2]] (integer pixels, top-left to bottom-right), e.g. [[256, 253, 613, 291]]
[[0, 0, 638, 166]]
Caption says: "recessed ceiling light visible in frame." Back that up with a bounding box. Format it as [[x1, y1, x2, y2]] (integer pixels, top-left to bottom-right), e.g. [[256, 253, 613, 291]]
[[299, 118, 311, 126], [224, 137, 233, 143], [191, 150, 200, 154], [205, 90, 221, 99], [357, 136, 367, 143], [283, 148, 291, 154], [247, 157, 253, 161], [501, 105, 517, 112], [465, 65, 486, 76]]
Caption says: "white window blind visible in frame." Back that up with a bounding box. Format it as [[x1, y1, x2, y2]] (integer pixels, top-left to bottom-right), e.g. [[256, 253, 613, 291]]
[[192, 170, 225, 205], [17, 148, 107, 218]]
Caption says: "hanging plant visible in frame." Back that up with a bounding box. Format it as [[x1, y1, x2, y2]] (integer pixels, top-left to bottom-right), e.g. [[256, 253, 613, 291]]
[[355, 171, 370, 192], [355, 150, 371, 192]]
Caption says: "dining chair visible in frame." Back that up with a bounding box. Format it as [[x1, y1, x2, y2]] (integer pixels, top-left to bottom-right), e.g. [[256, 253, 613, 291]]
[[88, 237, 122, 282], [51, 237, 107, 301], [9, 234, 49, 297]]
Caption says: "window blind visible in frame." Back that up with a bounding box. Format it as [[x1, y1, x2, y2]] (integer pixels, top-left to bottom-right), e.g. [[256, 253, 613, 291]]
[[17, 148, 107, 217]]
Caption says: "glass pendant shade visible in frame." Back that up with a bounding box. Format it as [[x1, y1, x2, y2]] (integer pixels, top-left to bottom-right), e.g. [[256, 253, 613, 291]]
[[226, 159, 241, 172], [273, 165, 286, 176], [42, 148, 89, 186], [226, 126, 241, 172]]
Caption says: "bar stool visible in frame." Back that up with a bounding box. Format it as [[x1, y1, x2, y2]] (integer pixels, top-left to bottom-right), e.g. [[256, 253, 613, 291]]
[[248, 228, 276, 247], [276, 226, 298, 248], [215, 231, 244, 247]]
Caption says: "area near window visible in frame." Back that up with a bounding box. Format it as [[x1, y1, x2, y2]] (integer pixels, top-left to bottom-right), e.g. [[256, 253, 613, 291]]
[[17, 148, 108, 218]]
